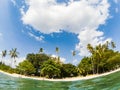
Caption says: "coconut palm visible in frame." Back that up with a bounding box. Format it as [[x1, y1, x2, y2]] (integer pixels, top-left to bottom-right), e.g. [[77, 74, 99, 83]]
[[55, 47, 59, 57], [96, 44, 103, 74], [55, 47, 60, 63], [87, 44, 95, 74], [72, 50, 76, 63], [87, 42, 111, 74], [111, 41, 116, 49], [56, 47, 59, 54], [87, 44, 94, 54], [9, 48, 19, 67], [1, 50, 7, 64], [72, 50, 76, 57], [39, 48, 43, 54]]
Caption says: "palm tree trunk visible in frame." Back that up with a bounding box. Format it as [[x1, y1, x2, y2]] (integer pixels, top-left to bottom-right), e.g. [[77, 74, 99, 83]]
[[97, 59, 99, 74], [11, 58, 13, 68], [97, 64, 99, 74], [1, 57, 3, 64], [91, 57, 95, 74]]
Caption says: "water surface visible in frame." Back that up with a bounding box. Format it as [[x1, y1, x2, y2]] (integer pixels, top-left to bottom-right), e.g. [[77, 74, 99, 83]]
[[0, 71, 120, 90]]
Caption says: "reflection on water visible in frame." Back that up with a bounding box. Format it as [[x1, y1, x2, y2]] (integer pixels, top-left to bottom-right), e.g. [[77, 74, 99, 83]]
[[0, 71, 120, 90]]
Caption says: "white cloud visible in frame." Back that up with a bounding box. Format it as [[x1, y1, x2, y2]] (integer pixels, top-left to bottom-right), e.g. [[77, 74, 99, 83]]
[[60, 57, 66, 63], [20, 5, 25, 15], [0, 51, 2, 55], [2, 57, 25, 68], [114, 0, 118, 3], [28, 32, 44, 42], [11, 0, 16, 6], [0, 33, 3, 40], [51, 54, 66, 63], [113, 0, 119, 13], [115, 8, 119, 13], [21, 0, 111, 56], [76, 29, 112, 56], [0, 33, 2, 37], [15, 57, 25, 66], [72, 59, 79, 65]]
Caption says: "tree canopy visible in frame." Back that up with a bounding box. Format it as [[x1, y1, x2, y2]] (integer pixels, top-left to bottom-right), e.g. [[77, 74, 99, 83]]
[[1, 41, 120, 79], [16, 60, 35, 75]]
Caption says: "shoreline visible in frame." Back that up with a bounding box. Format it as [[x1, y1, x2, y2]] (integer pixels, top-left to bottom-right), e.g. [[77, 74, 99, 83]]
[[0, 68, 120, 82]]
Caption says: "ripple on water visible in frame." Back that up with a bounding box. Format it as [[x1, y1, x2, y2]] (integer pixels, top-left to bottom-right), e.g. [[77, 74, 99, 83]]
[[1, 71, 120, 90]]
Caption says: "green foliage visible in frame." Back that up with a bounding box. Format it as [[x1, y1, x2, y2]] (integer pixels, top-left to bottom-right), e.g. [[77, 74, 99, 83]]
[[107, 53, 120, 70], [78, 41, 120, 76], [55, 47, 59, 54], [39, 48, 43, 53], [61, 63, 78, 77], [26, 53, 49, 75], [0, 63, 15, 73], [9, 48, 19, 66], [2, 50, 7, 58], [78, 57, 92, 76], [1, 50, 7, 64], [1, 42, 120, 78], [9, 48, 19, 59], [41, 59, 61, 78], [26, 53, 49, 65], [16, 60, 35, 75]]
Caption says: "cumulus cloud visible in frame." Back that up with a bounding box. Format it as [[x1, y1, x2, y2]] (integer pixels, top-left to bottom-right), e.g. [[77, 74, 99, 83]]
[[0, 33, 3, 40], [2, 57, 25, 68], [115, 8, 119, 13], [76, 29, 112, 56], [51, 54, 66, 63], [114, 0, 118, 3], [72, 59, 79, 65], [113, 0, 119, 13], [11, 0, 16, 6], [28, 32, 44, 42], [15, 57, 25, 66], [21, 0, 111, 56], [0, 33, 2, 37]]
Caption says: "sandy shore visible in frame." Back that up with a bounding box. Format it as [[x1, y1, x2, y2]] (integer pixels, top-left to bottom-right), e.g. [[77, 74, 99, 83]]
[[0, 68, 120, 82]]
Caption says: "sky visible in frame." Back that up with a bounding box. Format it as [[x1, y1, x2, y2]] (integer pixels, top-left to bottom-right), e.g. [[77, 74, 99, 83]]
[[0, 0, 120, 66]]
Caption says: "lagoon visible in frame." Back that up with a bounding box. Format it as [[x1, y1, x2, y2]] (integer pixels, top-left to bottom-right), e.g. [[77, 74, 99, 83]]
[[0, 71, 120, 90]]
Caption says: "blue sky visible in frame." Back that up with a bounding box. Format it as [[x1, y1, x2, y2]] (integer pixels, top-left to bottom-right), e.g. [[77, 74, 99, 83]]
[[0, 0, 120, 65]]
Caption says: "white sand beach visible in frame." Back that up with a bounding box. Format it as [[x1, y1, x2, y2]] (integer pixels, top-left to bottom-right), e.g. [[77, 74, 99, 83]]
[[0, 68, 120, 81]]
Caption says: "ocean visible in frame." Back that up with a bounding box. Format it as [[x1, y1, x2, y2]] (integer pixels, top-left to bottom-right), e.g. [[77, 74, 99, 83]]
[[0, 71, 120, 90]]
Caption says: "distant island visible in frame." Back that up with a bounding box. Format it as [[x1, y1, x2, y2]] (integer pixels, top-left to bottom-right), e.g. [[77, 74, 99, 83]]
[[0, 41, 120, 80]]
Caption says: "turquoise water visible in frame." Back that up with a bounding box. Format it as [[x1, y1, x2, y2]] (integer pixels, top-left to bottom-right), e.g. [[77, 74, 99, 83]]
[[0, 71, 120, 90]]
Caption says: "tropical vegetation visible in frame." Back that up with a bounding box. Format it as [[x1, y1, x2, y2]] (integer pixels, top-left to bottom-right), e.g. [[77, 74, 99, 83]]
[[0, 41, 120, 79]]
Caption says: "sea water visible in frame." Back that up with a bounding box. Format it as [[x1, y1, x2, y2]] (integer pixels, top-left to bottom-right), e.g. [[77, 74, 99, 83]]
[[0, 71, 120, 90]]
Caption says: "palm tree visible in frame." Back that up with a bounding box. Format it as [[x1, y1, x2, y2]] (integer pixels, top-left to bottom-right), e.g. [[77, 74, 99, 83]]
[[55, 47, 59, 56], [72, 50, 76, 62], [39, 48, 43, 54], [87, 44, 95, 74], [87, 42, 110, 74], [55, 47, 60, 63], [96, 44, 102, 74], [72, 50, 76, 57], [111, 41, 116, 49], [1, 50, 7, 64], [87, 44, 94, 54], [9, 48, 19, 67]]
